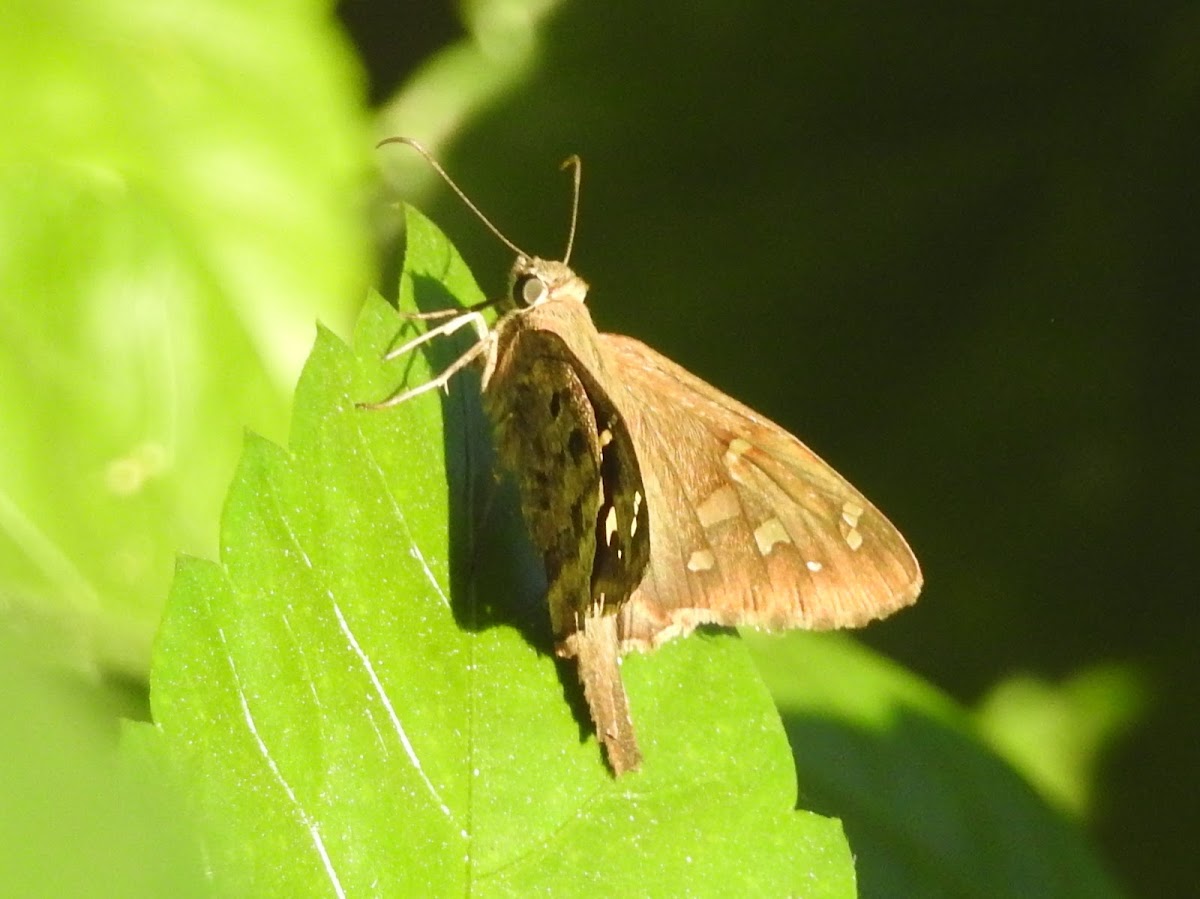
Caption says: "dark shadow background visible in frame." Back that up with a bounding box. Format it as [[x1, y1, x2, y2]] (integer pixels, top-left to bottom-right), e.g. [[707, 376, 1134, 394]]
[[341, 2, 1198, 895]]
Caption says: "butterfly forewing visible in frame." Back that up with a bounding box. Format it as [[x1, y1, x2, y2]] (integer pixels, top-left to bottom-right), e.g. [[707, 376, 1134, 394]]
[[599, 334, 922, 652]]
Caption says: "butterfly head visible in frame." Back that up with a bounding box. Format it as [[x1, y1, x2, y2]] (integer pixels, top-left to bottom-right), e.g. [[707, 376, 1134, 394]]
[[509, 255, 590, 309]]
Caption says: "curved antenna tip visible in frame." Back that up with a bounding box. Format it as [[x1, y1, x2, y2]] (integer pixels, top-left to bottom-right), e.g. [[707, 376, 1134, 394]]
[[376, 136, 528, 258], [559, 154, 582, 264], [377, 137, 584, 266]]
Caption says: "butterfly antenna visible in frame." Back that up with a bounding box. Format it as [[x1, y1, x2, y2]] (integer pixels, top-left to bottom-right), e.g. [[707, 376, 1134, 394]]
[[560, 154, 582, 264], [377, 136, 530, 258]]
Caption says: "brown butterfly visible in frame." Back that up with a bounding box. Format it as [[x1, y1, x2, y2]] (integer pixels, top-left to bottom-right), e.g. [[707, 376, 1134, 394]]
[[368, 138, 922, 774]]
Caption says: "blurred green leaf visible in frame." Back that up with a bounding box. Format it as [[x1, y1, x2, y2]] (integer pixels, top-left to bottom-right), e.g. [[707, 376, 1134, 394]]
[[0, 0, 372, 675], [975, 665, 1148, 818], [149, 207, 855, 896], [375, 0, 562, 148], [747, 631, 1125, 899], [0, 630, 204, 898]]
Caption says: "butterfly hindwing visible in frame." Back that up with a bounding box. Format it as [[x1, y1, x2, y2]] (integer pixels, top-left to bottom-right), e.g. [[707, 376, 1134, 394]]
[[598, 334, 922, 652]]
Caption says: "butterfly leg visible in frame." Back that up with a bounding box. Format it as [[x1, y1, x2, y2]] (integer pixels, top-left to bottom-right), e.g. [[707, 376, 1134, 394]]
[[383, 310, 489, 361], [360, 311, 493, 410], [361, 334, 493, 409]]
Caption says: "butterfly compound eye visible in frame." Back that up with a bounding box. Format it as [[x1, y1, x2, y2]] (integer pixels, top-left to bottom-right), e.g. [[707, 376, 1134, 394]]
[[514, 274, 548, 307]]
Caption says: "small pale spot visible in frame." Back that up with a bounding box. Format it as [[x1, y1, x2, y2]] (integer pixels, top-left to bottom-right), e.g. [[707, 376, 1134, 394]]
[[633, 491, 643, 516], [841, 500, 864, 528], [687, 549, 715, 572], [723, 437, 752, 468], [753, 518, 792, 555], [696, 485, 740, 527], [605, 506, 618, 545], [599, 428, 613, 447], [845, 528, 864, 551], [806, 559, 823, 572]]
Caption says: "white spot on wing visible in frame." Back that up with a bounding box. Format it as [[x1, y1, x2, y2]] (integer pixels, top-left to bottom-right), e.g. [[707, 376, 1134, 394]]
[[753, 518, 791, 555], [839, 501, 865, 551], [687, 549, 715, 572], [806, 559, 824, 572], [723, 438, 755, 486], [605, 505, 618, 545], [695, 485, 740, 528], [725, 437, 752, 461]]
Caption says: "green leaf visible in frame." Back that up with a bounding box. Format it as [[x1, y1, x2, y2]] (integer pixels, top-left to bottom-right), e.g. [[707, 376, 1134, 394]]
[[0, 629, 205, 898], [150, 206, 855, 896], [0, 0, 371, 676], [747, 631, 1125, 899], [975, 665, 1147, 818]]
